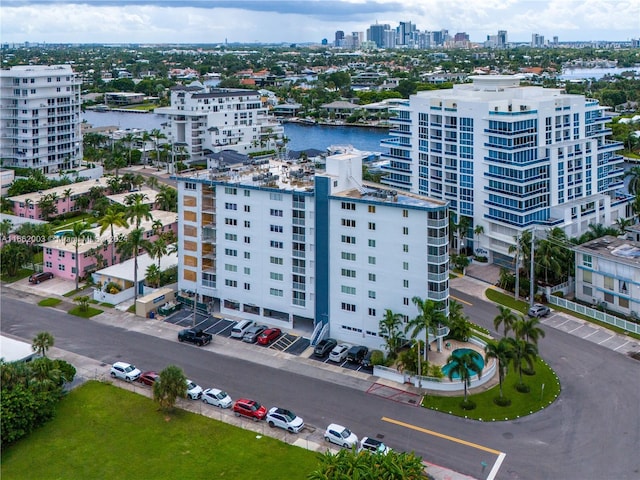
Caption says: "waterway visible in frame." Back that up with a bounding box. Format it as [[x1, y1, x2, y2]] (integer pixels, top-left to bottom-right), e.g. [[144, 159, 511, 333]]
[[82, 110, 388, 153], [559, 67, 640, 81]]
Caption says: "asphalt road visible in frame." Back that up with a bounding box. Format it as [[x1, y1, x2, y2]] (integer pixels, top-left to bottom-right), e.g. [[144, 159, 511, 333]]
[[2, 289, 639, 480]]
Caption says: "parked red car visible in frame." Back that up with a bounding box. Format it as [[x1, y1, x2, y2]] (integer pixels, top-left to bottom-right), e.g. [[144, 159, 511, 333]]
[[233, 398, 267, 421], [257, 328, 282, 346], [137, 371, 159, 386]]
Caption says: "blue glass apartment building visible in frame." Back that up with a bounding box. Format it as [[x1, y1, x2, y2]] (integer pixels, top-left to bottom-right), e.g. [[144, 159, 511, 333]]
[[381, 75, 631, 266]]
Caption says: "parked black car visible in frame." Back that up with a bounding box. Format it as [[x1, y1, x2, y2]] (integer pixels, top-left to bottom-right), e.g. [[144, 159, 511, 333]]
[[178, 328, 212, 346], [346, 345, 368, 363], [314, 338, 338, 358], [361, 350, 374, 368]]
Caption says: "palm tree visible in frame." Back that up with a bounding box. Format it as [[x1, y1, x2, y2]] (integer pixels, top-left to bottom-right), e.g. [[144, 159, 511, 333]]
[[615, 217, 633, 234], [494, 305, 518, 337], [535, 238, 563, 285], [633, 193, 640, 223], [456, 216, 471, 254], [378, 309, 403, 358], [446, 351, 482, 403], [484, 338, 513, 400], [32, 331, 55, 357], [146, 176, 160, 191], [62, 221, 96, 292], [625, 165, 640, 196], [405, 297, 446, 364], [98, 207, 129, 266], [147, 236, 168, 270], [149, 128, 167, 169], [473, 224, 484, 252], [508, 337, 538, 387], [145, 263, 161, 288], [508, 230, 533, 278], [124, 193, 152, 228], [447, 299, 471, 341], [153, 364, 187, 412], [513, 317, 546, 345], [156, 185, 177, 212], [117, 228, 148, 302], [140, 131, 151, 168], [0, 218, 13, 239], [62, 188, 73, 214]]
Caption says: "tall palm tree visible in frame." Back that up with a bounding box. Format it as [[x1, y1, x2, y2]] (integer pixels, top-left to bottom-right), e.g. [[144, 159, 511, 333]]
[[448, 299, 471, 341], [379, 309, 403, 358], [405, 297, 446, 364], [615, 217, 633, 234], [62, 188, 73, 214], [98, 207, 129, 266], [147, 236, 168, 270], [145, 263, 161, 288], [0, 243, 27, 276], [156, 185, 178, 212], [149, 128, 167, 169], [446, 351, 482, 403], [140, 131, 152, 168], [32, 331, 55, 358], [124, 193, 152, 228], [484, 338, 513, 399], [513, 317, 546, 345], [473, 224, 484, 252], [509, 230, 533, 278], [117, 227, 149, 302], [62, 221, 96, 292], [508, 337, 538, 387], [493, 305, 518, 337], [535, 238, 563, 285]]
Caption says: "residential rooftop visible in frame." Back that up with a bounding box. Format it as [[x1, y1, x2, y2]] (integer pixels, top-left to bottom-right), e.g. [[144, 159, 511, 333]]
[[575, 235, 640, 265], [8, 177, 110, 204], [106, 188, 158, 207], [42, 210, 178, 254]]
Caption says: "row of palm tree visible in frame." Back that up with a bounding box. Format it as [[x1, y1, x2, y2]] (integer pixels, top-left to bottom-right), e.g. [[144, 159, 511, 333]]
[[485, 306, 545, 401]]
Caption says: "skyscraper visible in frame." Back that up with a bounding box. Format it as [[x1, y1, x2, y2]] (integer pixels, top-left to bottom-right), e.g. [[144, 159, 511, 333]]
[[0, 65, 82, 173]]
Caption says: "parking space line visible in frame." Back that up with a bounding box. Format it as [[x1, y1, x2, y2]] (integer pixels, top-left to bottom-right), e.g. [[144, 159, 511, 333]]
[[582, 330, 598, 340], [613, 341, 631, 350], [568, 324, 585, 333], [381, 416, 502, 455], [597, 335, 614, 344]]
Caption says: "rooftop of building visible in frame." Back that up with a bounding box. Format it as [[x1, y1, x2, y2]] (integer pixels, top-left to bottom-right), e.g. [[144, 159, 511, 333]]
[[575, 235, 640, 265], [0, 213, 47, 231], [8, 177, 111, 204], [106, 188, 158, 207], [42, 209, 178, 254], [94, 250, 178, 283], [175, 148, 445, 209]]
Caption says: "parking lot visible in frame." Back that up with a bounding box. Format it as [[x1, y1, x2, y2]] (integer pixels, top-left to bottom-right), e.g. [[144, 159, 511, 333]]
[[163, 309, 310, 356], [308, 350, 374, 375]]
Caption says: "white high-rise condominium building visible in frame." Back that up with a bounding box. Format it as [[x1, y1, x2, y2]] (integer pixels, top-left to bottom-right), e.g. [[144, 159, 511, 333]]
[[0, 65, 82, 173], [381, 75, 631, 267], [156, 84, 283, 165], [175, 148, 449, 350]]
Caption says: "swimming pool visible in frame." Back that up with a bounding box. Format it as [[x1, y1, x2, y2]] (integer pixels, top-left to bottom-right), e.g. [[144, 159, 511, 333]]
[[441, 348, 485, 379]]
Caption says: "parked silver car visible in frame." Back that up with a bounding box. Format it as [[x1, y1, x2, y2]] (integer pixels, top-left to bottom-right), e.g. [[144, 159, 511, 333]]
[[528, 303, 551, 318]]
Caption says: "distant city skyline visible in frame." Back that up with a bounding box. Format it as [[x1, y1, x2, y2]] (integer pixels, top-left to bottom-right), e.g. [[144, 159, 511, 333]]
[[1, 0, 638, 45]]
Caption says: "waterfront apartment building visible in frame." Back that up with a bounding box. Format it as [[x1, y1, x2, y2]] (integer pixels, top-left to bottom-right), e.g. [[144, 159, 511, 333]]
[[155, 84, 284, 166], [175, 149, 449, 350], [0, 65, 82, 173], [380, 75, 631, 267], [574, 236, 640, 318]]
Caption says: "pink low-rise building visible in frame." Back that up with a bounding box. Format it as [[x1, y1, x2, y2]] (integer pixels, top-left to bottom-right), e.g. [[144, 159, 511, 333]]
[[41, 210, 177, 282], [9, 177, 111, 220]]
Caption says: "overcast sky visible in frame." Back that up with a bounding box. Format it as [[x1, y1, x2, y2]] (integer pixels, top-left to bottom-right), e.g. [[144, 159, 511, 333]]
[[2, 0, 638, 45]]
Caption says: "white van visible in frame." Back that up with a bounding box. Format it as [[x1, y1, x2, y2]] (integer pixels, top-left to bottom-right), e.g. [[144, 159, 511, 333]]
[[230, 320, 255, 339]]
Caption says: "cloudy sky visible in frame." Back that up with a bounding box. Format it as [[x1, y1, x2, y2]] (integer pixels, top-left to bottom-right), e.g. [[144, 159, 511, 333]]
[[2, 0, 638, 45]]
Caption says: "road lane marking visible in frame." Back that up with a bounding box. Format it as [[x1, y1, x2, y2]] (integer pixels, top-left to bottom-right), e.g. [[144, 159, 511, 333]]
[[451, 295, 473, 306], [381, 416, 502, 455], [613, 341, 629, 351], [487, 452, 507, 480]]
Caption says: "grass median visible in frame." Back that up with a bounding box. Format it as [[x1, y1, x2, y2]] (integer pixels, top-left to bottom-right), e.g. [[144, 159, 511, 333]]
[[1, 381, 318, 480]]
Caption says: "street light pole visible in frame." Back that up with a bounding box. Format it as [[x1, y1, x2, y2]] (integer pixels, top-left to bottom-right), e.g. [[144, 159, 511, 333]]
[[529, 229, 536, 307]]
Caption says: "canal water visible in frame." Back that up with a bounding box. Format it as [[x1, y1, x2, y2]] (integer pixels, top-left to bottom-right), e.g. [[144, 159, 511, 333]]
[[82, 111, 388, 153]]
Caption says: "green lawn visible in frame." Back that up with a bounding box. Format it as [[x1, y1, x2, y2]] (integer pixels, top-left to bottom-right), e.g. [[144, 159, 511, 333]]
[[52, 213, 95, 232], [68, 306, 103, 318], [37, 298, 62, 307], [0, 268, 33, 283], [422, 357, 561, 421], [1, 381, 318, 480]]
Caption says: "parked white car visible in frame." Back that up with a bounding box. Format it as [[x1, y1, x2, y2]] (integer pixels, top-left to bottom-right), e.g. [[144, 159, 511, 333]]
[[266, 407, 304, 433], [324, 423, 358, 449], [186, 379, 203, 400], [359, 436, 391, 455], [110, 362, 141, 382], [328, 344, 350, 363], [202, 388, 232, 408]]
